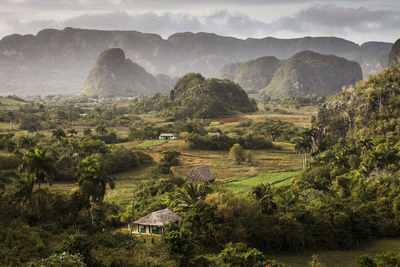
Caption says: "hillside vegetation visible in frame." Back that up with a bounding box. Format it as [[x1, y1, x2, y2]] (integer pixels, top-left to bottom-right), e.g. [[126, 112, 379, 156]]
[[131, 73, 258, 119]]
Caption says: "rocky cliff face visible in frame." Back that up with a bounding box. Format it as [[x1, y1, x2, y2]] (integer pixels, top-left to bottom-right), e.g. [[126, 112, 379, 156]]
[[83, 48, 172, 98], [389, 39, 400, 67], [0, 27, 392, 95]]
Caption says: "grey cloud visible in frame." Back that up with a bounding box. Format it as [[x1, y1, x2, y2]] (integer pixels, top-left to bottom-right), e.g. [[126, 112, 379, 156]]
[[63, 10, 270, 38], [0, 0, 387, 10], [276, 5, 400, 32], [0, 6, 398, 44]]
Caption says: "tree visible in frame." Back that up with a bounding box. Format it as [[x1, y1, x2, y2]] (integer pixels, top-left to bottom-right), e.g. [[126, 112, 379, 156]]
[[95, 125, 108, 136], [229, 144, 246, 164], [52, 128, 66, 143], [246, 150, 255, 165], [20, 148, 55, 189], [6, 111, 15, 131], [16, 136, 36, 149], [218, 242, 280, 267], [163, 229, 194, 267], [174, 182, 212, 211], [293, 134, 312, 169], [251, 183, 276, 214], [77, 157, 114, 223], [61, 234, 93, 265]]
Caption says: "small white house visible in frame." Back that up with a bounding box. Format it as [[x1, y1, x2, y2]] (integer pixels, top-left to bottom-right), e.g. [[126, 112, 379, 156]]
[[207, 132, 221, 137], [159, 133, 177, 140], [132, 209, 180, 235]]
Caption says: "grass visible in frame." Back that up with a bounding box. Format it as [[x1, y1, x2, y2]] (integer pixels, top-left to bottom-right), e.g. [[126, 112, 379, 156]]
[[0, 96, 26, 110], [135, 140, 168, 148], [226, 171, 299, 194], [269, 239, 400, 267]]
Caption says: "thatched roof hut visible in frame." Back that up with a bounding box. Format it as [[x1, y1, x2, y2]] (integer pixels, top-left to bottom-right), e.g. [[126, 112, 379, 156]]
[[134, 208, 180, 227], [185, 165, 215, 183]]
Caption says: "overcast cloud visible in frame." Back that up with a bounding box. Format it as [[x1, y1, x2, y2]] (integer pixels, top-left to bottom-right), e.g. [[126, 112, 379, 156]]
[[0, 0, 399, 44]]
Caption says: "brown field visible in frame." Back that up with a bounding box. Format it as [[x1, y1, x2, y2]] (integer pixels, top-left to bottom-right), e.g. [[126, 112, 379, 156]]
[[211, 116, 247, 123]]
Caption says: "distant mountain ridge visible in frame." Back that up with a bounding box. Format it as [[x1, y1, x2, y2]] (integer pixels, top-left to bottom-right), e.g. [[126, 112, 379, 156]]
[[0, 27, 393, 95]]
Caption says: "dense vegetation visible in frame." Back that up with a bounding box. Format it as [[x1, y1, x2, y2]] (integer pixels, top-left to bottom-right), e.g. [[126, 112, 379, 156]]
[[130, 73, 258, 119], [2, 62, 400, 266]]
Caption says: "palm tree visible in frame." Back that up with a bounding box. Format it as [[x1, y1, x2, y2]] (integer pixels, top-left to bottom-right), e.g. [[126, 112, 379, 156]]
[[20, 148, 55, 189], [14, 174, 35, 205], [173, 182, 211, 212], [251, 183, 276, 214], [52, 128, 66, 143], [293, 135, 312, 169], [358, 137, 373, 157], [77, 157, 114, 223], [6, 111, 15, 131]]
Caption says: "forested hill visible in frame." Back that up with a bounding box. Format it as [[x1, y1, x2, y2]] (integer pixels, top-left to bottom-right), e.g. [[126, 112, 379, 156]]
[[217, 51, 362, 98], [131, 73, 257, 119], [313, 64, 400, 150], [0, 27, 392, 95], [83, 48, 173, 98]]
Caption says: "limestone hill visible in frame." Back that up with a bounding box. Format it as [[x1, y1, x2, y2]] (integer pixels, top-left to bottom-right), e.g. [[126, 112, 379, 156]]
[[83, 48, 172, 98]]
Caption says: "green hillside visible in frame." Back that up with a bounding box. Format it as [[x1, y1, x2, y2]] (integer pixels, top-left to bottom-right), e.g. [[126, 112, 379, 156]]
[[131, 73, 258, 119]]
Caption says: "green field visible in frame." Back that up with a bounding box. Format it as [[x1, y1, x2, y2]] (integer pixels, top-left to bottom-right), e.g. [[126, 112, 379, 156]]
[[135, 139, 168, 148], [269, 239, 400, 267], [226, 171, 299, 194]]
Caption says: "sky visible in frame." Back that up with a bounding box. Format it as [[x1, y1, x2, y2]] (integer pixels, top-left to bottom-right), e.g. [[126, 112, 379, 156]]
[[0, 0, 399, 44]]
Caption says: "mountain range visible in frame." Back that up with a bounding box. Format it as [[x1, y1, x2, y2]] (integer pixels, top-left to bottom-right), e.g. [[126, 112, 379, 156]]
[[0, 27, 393, 95]]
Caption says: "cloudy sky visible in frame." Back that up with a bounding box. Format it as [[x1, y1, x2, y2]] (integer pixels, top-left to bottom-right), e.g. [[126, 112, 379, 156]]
[[0, 0, 399, 44]]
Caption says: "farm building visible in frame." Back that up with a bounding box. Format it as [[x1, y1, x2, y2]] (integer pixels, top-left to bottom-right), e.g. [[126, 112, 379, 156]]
[[207, 132, 221, 137], [133, 209, 180, 235], [185, 165, 216, 183], [159, 133, 177, 140]]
